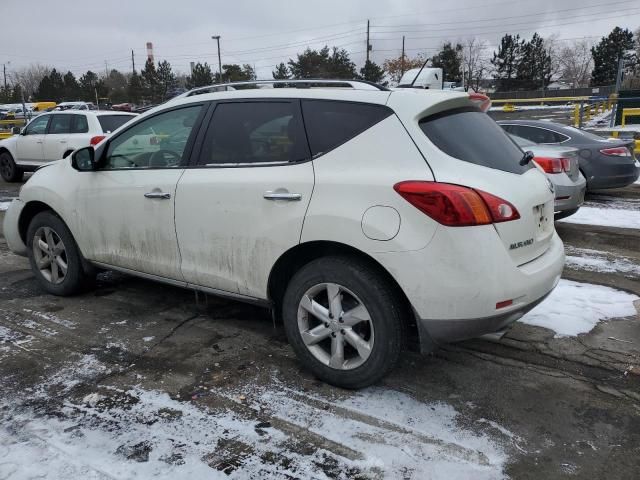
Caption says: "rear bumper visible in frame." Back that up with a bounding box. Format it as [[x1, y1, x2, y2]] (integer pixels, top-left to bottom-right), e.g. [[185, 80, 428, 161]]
[[551, 173, 586, 214], [2, 198, 28, 256], [586, 160, 640, 190], [372, 226, 564, 350]]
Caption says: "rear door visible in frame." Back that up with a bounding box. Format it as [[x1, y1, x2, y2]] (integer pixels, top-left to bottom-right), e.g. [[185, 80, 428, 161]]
[[175, 100, 314, 298], [42, 114, 73, 160], [419, 108, 555, 266]]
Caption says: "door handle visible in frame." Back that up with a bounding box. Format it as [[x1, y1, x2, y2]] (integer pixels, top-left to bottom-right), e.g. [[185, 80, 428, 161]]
[[144, 192, 171, 199], [263, 191, 302, 201], [36, 141, 43, 144], [60, 140, 67, 144]]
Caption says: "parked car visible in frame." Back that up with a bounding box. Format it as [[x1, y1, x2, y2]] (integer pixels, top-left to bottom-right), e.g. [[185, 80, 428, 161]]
[[509, 134, 586, 219], [0, 110, 137, 181], [498, 120, 640, 190], [3, 80, 564, 388]]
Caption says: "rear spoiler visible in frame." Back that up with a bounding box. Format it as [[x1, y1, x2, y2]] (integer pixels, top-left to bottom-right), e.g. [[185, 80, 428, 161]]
[[469, 93, 491, 113]]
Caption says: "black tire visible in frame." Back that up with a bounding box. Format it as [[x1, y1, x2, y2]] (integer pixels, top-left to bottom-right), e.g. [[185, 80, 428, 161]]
[[282, 256, 405, 389], [0, 152, 24, 182], [26, 211, 94, 296]]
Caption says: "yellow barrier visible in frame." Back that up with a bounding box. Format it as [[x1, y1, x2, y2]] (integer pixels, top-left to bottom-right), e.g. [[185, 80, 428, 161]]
[[0, 119, 26, 126], [491, 96, 591, 104], [0, 132, 12, 140]]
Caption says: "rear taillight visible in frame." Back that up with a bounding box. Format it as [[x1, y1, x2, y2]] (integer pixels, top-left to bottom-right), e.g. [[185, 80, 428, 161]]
[[90, 135, 106, 146], [393, 181, 519, 227], [533, 156, 570, 174], [600, 146, 631, 157]]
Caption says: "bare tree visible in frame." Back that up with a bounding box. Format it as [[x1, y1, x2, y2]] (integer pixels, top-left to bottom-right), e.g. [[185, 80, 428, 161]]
[[462, 38, 489, 91], [544, 34, 563, 85], [10, 64, 52, 99], [558, 39, 593, 88]]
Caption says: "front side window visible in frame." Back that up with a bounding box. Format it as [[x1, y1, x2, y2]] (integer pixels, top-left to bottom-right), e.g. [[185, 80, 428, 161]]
[[48, 114, 73, 134], [302, 100, 393, 157], [199, 102, 308, 166], [102, 105, 202, 169], [24, 115, 49, 135]]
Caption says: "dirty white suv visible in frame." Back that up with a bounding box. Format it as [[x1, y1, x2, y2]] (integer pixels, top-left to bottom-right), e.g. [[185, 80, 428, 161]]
[[3, 80, 564, 388]]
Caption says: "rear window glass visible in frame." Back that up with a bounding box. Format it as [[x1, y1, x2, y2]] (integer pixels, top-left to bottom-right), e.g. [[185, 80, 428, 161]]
[[419, 108, 532, 174], [302, 100, 392, 157], [98, 115, 135, 133]]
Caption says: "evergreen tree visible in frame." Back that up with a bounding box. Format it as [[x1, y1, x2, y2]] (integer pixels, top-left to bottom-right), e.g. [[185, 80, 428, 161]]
[[431, 42, 463, 83], [359, 60, 386, 84], [141, 58, 159, 103], [10, 84, 23, 103], [36, 68, 64, 101], [516, 33, 551, 90], [491, 34, 523, 91], [288, 46, 357, 79], [590, 27, 635, 86], [62, 71, 80, 100], [186, 62, 214, 88], [157, 60, 176, 100], [218, 64, 256, 83], [79, 70, 99, 102], [104, 69, 127, 103], [127, 71, 143, 104], [272, 62, 290, 80]]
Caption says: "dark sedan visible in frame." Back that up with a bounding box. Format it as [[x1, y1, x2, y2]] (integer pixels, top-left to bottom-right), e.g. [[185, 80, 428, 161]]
[[497, 120, 640, 191]]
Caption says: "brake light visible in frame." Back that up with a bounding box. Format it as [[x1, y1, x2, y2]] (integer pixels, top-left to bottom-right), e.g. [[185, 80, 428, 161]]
[[600, 146, 631, 157], [533, 156, 570, 174], [468, 93, 491, 112], [90, 135, 106, 146], [393, 181, 519, 226]]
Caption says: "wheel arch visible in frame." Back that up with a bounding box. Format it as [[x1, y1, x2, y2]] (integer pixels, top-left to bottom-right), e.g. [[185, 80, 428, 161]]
[[268, 240, 421, 350], [18, 201, 61, 244], [0, 146, 13, 158]]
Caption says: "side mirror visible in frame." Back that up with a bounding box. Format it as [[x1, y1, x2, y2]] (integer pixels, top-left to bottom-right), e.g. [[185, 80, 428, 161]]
[[11, 127, 22, 135], [71, 147, 97, 171]]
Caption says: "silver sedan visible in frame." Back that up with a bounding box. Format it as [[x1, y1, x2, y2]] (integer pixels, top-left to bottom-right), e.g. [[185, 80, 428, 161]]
[[510, 134, 587, 219]]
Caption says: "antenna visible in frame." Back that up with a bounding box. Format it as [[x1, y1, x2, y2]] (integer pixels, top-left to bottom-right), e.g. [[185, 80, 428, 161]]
[[410, 58, 430, 88]]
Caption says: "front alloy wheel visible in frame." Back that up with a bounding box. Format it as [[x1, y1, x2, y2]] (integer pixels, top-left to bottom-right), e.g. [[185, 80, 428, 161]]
[[298, 282, 374, 370], [32, 226, 68, 284]]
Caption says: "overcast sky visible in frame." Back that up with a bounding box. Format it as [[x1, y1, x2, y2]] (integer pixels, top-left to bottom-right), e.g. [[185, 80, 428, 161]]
[[3, 0, 640, 79]]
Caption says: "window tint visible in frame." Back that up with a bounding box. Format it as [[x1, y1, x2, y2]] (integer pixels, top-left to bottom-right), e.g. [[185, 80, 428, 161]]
[[508, 125, 567, 144], [302, 100, 392, 157], [72, 115, 89, 133], [509, 134, 536, 148], [98, 115, 135, 133], [24, 115, 49, 135], [199, 102, 308, 165], [419, 108, 531, 174], [103, 105, 202, 169], [49, 114, 72, 134]]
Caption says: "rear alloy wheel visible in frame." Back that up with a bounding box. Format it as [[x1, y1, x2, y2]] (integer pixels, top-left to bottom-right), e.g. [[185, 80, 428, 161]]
[[283, 256, 405, 389], [0, 152, 24, 182], [27, 211, 93, 295]]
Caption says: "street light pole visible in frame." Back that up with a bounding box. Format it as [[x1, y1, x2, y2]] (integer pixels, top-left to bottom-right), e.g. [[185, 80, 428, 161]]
[[212, 35, 222, 83]]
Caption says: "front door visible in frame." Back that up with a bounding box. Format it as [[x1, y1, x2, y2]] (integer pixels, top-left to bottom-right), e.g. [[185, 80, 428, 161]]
[[71, 104, 205, 280], [16, 114, 50, 163], [175, 100, 315, 299], [42, 114, 73, 160]]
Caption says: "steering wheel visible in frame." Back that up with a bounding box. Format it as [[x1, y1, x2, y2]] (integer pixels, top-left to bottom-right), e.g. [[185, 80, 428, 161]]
[[148, 149, 181, 167]]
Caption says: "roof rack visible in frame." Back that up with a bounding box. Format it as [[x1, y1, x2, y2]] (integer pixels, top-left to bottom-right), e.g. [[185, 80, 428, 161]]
[[184, 79, 389, 96]]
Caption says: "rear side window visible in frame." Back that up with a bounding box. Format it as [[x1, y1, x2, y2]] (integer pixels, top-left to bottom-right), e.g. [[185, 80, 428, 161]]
[[199, 102, 309, 165], [419, 108, 531, 174], [71, 115, 89, 133], [98, 115, 135, 133], [302, 100, 392, 157], [508, 125, 568, 144], [49, 114, 72, 134]]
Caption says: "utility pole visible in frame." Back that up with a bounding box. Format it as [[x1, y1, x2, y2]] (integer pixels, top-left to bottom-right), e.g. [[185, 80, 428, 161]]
[[366, 20, 370, 63], [131, 49, 136, 73], [212, 35, 222, 83], [401, 36, 406, 76], [2, 63, 6, 98], [609, 56, 625, 128], [104, 61, 109, 77]]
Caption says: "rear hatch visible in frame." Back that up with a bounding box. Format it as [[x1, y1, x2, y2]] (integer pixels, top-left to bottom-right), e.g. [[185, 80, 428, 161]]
[[418, 107, 555, 266]]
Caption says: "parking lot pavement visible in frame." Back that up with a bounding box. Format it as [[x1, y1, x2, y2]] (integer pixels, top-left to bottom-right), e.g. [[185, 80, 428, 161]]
[[1, 180, 639, 479]]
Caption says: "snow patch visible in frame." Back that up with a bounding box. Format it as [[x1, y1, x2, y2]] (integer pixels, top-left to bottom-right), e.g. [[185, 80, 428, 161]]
[[22, 308, 77, 329], [560, 206, 640, 229], [520, 280, 638, 337], [0, 200, 12, 212], [564, 246, 640, 277]]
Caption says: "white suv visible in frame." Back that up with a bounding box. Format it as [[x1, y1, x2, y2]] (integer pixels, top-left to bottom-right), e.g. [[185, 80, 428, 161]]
[[3, 80, 564, 388], [0, 110, 137, 182]]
